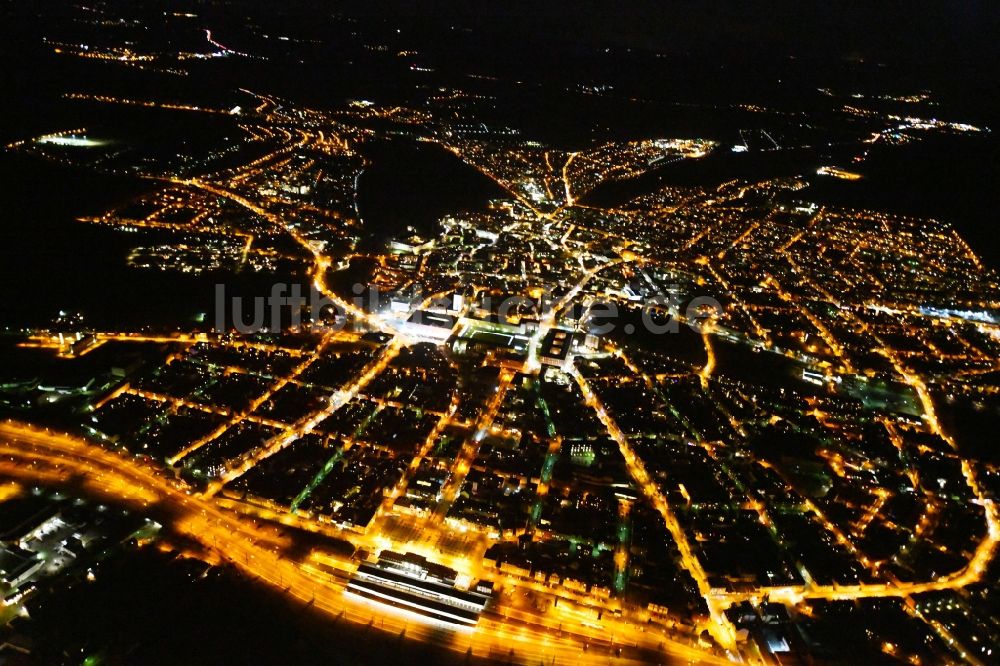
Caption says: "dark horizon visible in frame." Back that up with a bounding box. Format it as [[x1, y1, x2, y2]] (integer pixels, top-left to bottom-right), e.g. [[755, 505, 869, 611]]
[[2, 3, 999, 665]]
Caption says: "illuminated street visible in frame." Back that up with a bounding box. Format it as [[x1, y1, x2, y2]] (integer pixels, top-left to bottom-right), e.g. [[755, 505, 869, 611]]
[[2, 3, 1000, 664]]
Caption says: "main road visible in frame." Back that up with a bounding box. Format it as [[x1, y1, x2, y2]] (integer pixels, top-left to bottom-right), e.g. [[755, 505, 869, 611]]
[[0, 420, 724, 665]]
